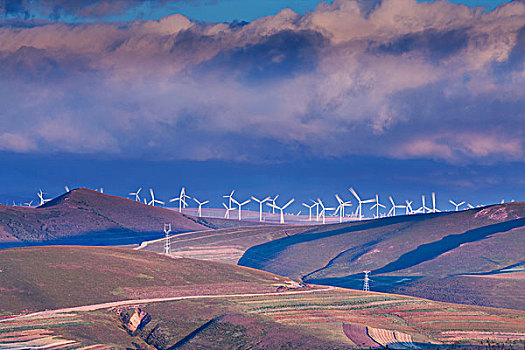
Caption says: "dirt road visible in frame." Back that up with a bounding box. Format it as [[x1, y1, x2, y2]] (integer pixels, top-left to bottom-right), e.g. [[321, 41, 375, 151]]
[[0, 286, 336, 322]]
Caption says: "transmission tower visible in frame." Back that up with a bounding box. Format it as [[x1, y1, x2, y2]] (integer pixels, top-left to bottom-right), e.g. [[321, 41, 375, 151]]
[[164, 223, 172, 255], [363, 270, 371, 292]]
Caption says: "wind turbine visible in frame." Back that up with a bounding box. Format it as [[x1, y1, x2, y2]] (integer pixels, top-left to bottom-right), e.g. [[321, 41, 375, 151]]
[[370, 194, 386, 219], [317, 198, 335, 224], [170, 187, 191, 212], [222, 202, 235, 219], [349, 187, 375, 221], [388, 196, 406, 217], [232, 198, 251, 220], [415, 195, 432, 214], [64, 186, 70, 193], [334, 194, 352, 223], [266, 198, 294, 224], [449, 200, 465, 211], [37, 189, 51, 206], [193, 197, 209, 217], [269, 194, 279, 214], [430, 192, 440, 213], [302, 202, 316, 222], [223, 190, 235, 212], [148, 189, 164, 206], [129, 187, 142, 201], [252, 196, 271, 222], [24, 200, 33, 207], [405, 200, 414, 215], [466, 203, 475, 209]]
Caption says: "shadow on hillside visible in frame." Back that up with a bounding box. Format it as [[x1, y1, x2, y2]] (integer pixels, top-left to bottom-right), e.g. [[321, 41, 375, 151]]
[[0, 229, 168, 250], [239, 212, 441, 269]]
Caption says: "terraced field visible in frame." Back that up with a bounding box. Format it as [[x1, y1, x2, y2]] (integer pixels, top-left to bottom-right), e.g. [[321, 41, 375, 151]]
[[0, 312, 129, 349], [233, 288, 525, 348]]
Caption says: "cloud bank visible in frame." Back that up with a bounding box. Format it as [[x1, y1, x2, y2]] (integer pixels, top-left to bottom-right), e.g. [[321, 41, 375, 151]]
[[0, 0, 524, 163]]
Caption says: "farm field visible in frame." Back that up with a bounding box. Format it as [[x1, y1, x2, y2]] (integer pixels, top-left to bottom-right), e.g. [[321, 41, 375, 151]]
[[1, 286, 524, 349]]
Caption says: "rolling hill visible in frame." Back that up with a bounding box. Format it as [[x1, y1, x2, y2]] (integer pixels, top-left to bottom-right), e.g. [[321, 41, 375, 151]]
[[0, 188, 210, 247], [0, 246, 523, 349], [237, 202, 525, 310]]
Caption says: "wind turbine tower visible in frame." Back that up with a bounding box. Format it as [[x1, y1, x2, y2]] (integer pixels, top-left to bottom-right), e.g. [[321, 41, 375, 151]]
[[317, 199, 335, 224], [252, 196, 271, 222], [302, 202, 316, 222], [370, 194, 386, 219], [363, 271, 371, 292], [193, 197, 209, 217], [232, 198, 251, 220], [449, 200, 465, 211], [164, 223, 172, 255], [267, 198, 294, 224], [270, 194, 279, 214], [170, 187, 191, 212], [349, 188, 375, 221], [334, 194, 353, 223]]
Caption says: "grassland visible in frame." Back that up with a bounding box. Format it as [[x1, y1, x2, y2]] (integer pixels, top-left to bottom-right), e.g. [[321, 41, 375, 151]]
[[0, 246, 294, 315]]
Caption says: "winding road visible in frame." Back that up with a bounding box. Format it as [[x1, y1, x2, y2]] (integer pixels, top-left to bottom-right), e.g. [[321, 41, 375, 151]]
[[0, 286, 336, 323]]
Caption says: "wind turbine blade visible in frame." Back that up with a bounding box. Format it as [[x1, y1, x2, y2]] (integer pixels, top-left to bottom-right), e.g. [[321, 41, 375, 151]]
[[157, 200, 165, 205], [335, 194, 343, 204], [251, 196, 259, 202], [222, 203, 228, 209], [202, 201, 209, 205], [349, 187, 360, 201], [150, 189, 154, 197], [266, 203, 278, 209], [274, 194, 279, 201], [389, 196, 395, 206], [263, 196, 271, 202], [282, 198, 295, 209], [241, 199, 251, 206], [458, 201, 465, 206]]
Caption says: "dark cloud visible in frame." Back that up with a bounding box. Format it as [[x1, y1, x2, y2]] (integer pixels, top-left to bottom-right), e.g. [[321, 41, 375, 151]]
[[372, 28, 470, 61], [2, 0, 179, 19], [197, 29, 326, 83]]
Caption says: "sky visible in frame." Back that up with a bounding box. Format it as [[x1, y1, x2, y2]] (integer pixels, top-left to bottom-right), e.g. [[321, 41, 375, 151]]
[[0, 0, 524, 213]]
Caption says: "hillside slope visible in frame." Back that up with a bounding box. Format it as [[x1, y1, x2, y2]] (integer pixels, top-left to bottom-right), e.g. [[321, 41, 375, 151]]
[[0, 188, 208, 245], [0, 246, 523, 349], [238, 202, 525, 309]]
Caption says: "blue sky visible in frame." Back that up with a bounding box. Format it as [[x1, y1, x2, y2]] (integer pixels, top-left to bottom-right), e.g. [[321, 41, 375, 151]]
[[0, 0, 524, 211]]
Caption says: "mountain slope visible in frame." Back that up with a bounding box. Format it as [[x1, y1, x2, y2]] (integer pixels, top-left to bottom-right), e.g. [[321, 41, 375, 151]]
[[0, 246, 523, 349], [238, 202, 525, 309], [0, 188, 207, 245]]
